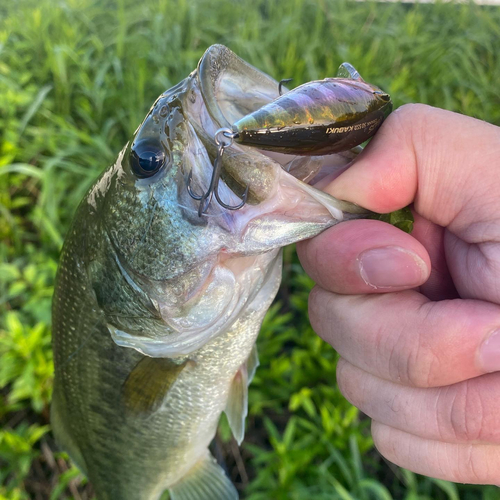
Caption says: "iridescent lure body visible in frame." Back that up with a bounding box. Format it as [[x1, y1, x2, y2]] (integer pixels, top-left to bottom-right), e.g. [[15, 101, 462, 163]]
[[233, 63, 392, 155]]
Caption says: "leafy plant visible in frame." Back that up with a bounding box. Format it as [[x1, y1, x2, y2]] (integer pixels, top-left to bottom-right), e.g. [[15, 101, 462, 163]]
[[0, 312, 53, 414], [0, 423, 49, 496]]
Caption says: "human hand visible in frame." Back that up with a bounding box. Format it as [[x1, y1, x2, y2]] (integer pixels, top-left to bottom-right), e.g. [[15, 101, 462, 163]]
[[297, 104, 500, 484]]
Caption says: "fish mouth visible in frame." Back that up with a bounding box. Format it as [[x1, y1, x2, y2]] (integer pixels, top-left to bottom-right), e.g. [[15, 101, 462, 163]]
[[184, 44, 367, 219]]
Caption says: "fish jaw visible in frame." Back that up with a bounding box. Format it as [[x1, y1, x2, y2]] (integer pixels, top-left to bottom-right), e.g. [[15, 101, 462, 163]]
[[109, 249, 283, 357], [105, 157, 367, 359]]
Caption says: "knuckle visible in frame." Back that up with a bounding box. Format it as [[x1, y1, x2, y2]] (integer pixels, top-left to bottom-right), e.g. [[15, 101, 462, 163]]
[[308, 285, 321, 315], [392, 103, 433, 137], [394, 103, 432, 121], [392, 103, 436, 165], [308, 286, 326, 334], [447, 381, 484, 442], [385, 322, 436, 388], [386, 302, 444, 388], [445, 444, 489, 484], [407, 345, 442, 388], [335, 359, 352, 401], [462, 446, 484, 483], [371, 421, 400, 464], [336, 360, 368, 413], [387, 104, 428, 144]]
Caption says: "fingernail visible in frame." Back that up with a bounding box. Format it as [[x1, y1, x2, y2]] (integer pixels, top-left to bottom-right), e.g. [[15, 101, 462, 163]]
[[478, 329, 500, 373], [358, 246, 428, 289]]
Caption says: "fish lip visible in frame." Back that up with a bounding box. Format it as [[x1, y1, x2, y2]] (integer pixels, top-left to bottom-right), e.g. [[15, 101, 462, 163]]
[[197, 44, 281, 129]]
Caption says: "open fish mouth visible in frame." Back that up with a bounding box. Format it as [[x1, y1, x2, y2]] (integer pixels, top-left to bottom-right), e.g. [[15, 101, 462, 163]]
[[182, 44, 370, 220]]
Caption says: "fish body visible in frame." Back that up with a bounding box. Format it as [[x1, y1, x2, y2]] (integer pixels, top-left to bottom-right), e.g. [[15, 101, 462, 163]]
[[233, 63, 392, 155], [51, 45, 376, 500]]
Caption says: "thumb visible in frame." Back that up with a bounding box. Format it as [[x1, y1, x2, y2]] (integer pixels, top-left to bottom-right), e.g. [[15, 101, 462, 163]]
[[326, 104, 500, 231]]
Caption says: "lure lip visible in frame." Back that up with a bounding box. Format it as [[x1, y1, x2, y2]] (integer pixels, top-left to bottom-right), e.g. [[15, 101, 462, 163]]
[[373, 90, 391, 102]]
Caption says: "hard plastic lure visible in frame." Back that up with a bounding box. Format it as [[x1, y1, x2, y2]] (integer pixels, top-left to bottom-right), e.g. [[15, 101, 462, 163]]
[[232, 62, 392, 156]]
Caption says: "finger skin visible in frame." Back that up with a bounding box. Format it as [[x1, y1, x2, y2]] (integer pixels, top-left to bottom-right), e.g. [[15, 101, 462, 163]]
[[297, 212, 457, 300], [372, 421, 500, 485], [309, 286, 500, 387], [337, 359, 500, 445], [296, 219, 430, 294], [410, 212, 458, 300]]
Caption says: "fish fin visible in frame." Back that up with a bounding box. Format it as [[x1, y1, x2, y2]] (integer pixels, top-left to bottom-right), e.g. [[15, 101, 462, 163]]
[[169, 451, 238, 500], [246, 344, 259, 385], [121, 357, 191, 415], [224, 365, 248, 445], [224, 345, 257, 444]]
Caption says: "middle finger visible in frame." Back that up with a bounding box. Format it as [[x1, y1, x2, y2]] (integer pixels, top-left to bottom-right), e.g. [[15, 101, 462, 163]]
[[337, 359, 500, 445], [309, 287, 500, 387]]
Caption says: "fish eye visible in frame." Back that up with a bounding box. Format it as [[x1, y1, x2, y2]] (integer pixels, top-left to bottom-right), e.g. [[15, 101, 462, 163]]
[[130, 140, 166, 178]]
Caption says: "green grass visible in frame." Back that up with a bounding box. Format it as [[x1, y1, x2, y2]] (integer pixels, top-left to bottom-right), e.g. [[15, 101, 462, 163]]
[[1, 0, 500, 498]]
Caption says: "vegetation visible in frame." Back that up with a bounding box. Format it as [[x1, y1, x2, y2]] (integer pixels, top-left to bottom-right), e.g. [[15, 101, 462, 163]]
[[1, 0, 500, 498]]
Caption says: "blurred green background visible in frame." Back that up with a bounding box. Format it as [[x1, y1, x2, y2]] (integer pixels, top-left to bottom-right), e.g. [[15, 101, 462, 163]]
[[1, 0, 500, 498]]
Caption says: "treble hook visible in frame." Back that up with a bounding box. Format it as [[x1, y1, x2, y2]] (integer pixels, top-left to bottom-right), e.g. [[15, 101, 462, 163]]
[[187, 128, 249, 217], [278, 78, 293, 96]]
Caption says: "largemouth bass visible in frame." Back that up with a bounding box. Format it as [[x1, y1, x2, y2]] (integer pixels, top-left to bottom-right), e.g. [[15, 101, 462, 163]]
[[51, 45, 377, 500]]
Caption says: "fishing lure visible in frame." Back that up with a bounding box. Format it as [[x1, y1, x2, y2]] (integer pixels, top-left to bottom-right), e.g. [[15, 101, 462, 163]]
[[232, 62, 392, 155]]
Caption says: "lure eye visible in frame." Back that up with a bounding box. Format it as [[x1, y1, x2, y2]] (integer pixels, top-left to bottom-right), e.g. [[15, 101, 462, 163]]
[[130, 140, 166, 178], [373, 91, 391, 102]]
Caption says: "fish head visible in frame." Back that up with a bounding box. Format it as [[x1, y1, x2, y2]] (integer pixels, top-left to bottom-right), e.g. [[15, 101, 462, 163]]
[[87, 45, 368, 357]]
